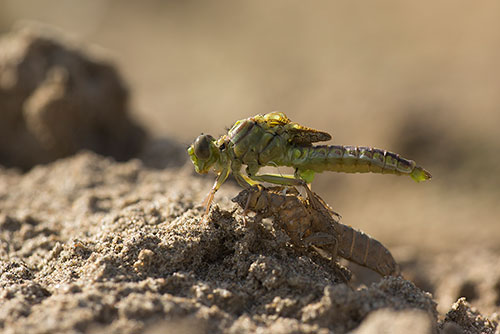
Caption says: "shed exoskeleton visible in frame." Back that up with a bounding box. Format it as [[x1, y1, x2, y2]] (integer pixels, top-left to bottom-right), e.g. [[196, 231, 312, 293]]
[[232, 185, 400, 277]]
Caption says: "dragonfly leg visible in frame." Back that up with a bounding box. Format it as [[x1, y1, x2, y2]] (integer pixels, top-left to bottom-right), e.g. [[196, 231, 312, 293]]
[[245, 171, 321, 209], [203, 168, 230, 214], [233, 171, 258, 189]]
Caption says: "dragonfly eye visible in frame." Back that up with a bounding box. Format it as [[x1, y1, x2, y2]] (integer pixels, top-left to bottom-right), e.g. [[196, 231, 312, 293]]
[[194, 134, 213, 159]]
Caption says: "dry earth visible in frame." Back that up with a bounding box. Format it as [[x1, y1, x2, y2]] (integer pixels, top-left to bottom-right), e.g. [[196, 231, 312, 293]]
[[0, 152, 497, 334]]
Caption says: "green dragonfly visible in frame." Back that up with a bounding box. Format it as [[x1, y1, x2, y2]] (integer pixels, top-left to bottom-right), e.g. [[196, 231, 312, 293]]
[[188, 112, 431, 212]]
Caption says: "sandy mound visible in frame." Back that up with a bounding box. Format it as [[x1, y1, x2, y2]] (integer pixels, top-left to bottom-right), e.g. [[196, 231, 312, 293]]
[[0, 152, 497, 334]]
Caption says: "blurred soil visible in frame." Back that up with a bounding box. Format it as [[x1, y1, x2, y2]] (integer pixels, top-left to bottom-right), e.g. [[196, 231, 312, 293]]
[[1, 6, 500, 334], [0, 24, 145, 170]]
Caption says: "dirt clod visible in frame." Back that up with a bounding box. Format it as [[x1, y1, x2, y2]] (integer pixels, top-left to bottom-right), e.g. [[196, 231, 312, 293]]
[[0, 23, 146, 169]]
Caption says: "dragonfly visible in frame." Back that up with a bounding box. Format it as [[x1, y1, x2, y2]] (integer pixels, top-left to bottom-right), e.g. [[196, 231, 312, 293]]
[[188, 112, 431, 212]]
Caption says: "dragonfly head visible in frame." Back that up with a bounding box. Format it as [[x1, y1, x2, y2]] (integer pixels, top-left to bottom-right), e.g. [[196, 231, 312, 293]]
[[188, 134, 220, 174]]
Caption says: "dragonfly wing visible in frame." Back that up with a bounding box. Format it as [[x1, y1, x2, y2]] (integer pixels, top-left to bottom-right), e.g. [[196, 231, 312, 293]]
[[255, 112, 331, 145], [287, 122, 332, 145]]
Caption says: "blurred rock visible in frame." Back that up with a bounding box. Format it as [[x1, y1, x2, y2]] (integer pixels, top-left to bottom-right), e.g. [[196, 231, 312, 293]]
[[349, 309, 434, 334], [301, 277, 437, 333], [0, 23, 146, 169]]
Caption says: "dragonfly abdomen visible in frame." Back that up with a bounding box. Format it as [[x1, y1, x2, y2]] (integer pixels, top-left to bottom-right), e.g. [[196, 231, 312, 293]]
[[292, 145, 431, 182]]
